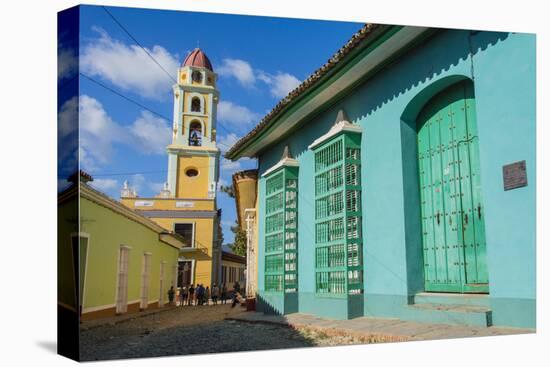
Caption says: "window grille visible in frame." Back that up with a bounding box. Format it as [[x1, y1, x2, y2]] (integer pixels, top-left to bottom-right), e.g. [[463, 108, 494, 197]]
[[264, 166, 298, 293], [266, 233, 283, 253], [313, 134, 363, 296], [174, 223, 194, 248]]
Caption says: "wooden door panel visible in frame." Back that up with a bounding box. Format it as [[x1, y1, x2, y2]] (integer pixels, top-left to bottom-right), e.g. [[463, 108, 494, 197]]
[[419, 126, 436, 284], [417, 80, 488, 293], [463, 84, 489, 285]]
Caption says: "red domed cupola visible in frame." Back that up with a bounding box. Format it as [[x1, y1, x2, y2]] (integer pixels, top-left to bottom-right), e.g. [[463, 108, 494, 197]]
[[182, 48, 213, 71]]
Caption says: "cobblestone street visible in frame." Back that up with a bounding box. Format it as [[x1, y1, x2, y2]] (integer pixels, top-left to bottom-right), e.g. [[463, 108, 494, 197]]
[[79, 304, 374, 361], [79, 303, 534, 361]]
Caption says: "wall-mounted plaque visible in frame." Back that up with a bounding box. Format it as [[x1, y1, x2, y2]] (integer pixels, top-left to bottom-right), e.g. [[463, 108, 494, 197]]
[[176, 201, 195, 208], [134, 200, 154, 207], [503, 160, 527, 191]]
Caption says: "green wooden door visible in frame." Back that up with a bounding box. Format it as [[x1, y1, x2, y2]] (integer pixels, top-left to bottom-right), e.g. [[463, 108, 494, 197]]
[[417, 80, 489, 293]]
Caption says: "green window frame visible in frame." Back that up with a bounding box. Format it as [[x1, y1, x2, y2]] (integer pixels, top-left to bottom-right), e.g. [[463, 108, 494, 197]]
[[313, 133, 363, 296], [264, 166, 298, 293]]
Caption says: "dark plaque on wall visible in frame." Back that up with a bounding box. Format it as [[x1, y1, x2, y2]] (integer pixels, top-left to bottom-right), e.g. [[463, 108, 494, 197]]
[[503, 160, 528, 191]]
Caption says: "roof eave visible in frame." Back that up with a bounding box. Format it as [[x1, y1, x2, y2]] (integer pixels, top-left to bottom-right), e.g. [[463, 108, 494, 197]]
[[226, 25, 430, 160]]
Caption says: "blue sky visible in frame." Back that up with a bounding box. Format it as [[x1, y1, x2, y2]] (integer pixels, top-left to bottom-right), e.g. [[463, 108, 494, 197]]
[[67, 4, 362, 245]]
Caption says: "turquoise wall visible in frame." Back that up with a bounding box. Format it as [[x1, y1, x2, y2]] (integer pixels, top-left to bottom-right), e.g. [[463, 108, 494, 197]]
[[256, 29, 535, 328]]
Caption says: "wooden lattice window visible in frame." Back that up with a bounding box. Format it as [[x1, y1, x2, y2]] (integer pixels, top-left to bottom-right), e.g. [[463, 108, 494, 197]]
[[313, 133, 363, 296], [264, 166, 298, 293]]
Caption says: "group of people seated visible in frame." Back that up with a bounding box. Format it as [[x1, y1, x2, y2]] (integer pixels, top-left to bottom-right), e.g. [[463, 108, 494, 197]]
[[168, 281, 242, 308]]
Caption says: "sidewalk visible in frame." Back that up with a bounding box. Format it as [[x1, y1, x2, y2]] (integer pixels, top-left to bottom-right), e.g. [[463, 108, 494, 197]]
[[226, 312, 534, 342]]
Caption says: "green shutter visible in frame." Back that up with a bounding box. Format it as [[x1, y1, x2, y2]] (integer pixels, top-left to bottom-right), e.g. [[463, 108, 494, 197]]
[[264, 166, 298, 292], [313, 133, 363, 296]]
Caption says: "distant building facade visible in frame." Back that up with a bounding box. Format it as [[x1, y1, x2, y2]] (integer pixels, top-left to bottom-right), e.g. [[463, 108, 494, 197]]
[[221, 251, 246, 291], [121, 48, 222, 289], [225, 25, 536, 328]]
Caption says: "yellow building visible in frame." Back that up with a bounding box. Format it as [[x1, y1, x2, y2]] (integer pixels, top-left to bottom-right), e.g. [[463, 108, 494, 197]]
[[221, 251, 246, 291], [58, 172, 182, 321], [232, 170, 259, 298], [121, 48, 222, 288]]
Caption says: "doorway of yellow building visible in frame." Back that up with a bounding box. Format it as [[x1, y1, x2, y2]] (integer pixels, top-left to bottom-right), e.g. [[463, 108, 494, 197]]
[[178, 260, 194, 287]]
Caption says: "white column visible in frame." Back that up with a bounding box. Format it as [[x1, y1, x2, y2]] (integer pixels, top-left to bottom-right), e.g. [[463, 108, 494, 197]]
[[172, 84, 184, 145], [244, 209, 256, 298], [208, 153, 219, 199], [167, 152, 178, 197]]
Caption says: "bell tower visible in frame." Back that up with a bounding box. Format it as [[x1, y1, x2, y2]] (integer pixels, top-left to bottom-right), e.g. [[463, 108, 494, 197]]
[[120, 48, 223, 289], [166, 48, 220, 199]]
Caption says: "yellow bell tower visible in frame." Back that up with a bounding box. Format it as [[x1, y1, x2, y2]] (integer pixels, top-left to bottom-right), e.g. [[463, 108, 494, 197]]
[[167, 48, 220, 199], [121, 48, 222, 289]]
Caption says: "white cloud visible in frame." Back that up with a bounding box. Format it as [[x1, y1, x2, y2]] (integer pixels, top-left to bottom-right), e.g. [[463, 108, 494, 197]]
[[79, 95, 125, 169], [90, 178, 119, 192], [58, 46, 78, 82], [58, 96, 78, 139], [217, 101, 260, 129], [58, 97, 79, 176], [130, 173, 146, 193], [129, 111, 171, 155], [217, 132, 241, 154], [81, 27, 179, 99], [217, 57, 301, 99], [220, 157, 256, 181], [221, 158, 242, 171], [221, 220, 235, 228], [217, 58, 255, 87], [149, 181, 165, 194], [217, 133, 256, 176], [78, 95, 171, 172], [258, 71, 301, 98], [79, 145, 99, 173]]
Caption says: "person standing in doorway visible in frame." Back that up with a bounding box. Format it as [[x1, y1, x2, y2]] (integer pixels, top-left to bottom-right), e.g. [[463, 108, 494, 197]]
[[179, 286, 187, 307], [205, 286, 211, 306], [221, 283, 228, 304], [196, 284, 205, 305], [231, 281, 241, 308], [188, 284, 195, 306], [211, 284, 219, 305], [168, 286, 175, 305]]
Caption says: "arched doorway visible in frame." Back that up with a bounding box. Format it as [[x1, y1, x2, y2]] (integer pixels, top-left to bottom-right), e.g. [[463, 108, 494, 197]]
[[417, 80, 489, 293]]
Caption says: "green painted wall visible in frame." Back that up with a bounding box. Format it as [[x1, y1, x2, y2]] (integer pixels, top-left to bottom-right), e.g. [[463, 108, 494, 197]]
[[80, 197, 179, 310]]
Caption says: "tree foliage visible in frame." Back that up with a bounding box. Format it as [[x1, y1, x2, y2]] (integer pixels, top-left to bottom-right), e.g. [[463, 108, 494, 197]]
[[219, 184, 245, 256], [219, 184, 235, 198], [229, 220, 247, 257]]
